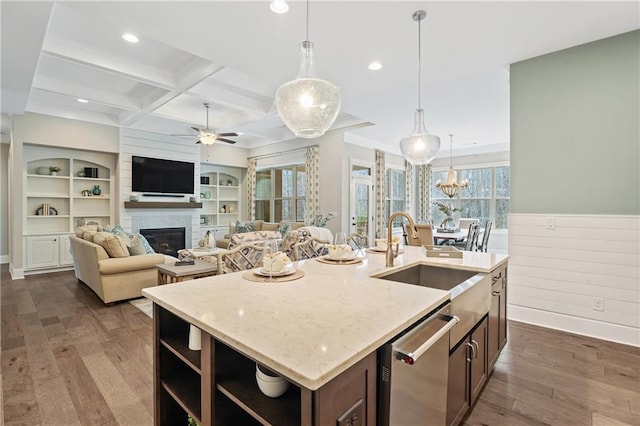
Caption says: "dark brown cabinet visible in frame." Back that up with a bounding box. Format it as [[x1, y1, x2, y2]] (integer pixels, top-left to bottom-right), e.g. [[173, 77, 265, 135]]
[[446, 317, 488, 426], [487, 265, 508, 373], [153, 304, 377, 425]]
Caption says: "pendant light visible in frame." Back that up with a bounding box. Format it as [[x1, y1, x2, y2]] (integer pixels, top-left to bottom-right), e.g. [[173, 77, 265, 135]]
[[275, 0, 341, 138], [399, 10, 440, 165], [436, 134, 468, 198]]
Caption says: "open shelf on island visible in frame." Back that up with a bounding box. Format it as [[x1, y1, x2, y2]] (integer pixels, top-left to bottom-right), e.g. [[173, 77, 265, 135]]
[[161, 334, 201, 373], [215, 342, 301, 426]]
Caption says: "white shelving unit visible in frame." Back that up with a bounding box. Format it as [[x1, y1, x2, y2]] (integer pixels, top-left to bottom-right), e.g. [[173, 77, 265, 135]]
[[199, 166, 241, 231], [24, 150, 115, 272]]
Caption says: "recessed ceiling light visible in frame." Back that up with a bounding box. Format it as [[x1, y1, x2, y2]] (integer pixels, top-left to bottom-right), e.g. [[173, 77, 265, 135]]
[[270, 0, 289, 14], [368, 61, 383, 71], [77, 98, 89, 103], [122, 33, 139, 43]]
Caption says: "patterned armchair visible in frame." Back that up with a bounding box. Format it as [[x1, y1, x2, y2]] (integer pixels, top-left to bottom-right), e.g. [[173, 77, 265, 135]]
[[216, 243, 267, 274], [291, 237, 330, 261], [228, 230, 282, 250]]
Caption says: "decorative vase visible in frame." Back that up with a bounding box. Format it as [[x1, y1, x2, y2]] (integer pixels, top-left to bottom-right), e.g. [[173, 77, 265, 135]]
[[50, 171, 58, 176], [92, 185, 101, 195]]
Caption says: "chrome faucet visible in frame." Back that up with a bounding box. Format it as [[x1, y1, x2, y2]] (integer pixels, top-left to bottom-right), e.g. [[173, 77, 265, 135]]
[[386, 212, 418, 267]]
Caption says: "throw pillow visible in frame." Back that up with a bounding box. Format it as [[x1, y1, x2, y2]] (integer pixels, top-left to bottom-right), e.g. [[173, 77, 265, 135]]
[[127, 234, 148, 256], [262, 222, 279, 232], [93, 232, 130, 258], [136, 233, 155, 254], [234, 220, 254, 234], [278, 222, 290, 237]]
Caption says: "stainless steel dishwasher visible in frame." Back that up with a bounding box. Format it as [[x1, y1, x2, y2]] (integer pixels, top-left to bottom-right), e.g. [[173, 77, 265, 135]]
[[378, 303, 459, 426]]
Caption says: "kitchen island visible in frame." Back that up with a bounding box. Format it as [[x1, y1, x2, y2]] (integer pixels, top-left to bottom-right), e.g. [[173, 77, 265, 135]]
[[143, 246, 508, 425]]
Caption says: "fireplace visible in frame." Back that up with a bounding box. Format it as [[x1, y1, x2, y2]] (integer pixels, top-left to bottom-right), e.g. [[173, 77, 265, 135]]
[[139, 227, 186, 257]]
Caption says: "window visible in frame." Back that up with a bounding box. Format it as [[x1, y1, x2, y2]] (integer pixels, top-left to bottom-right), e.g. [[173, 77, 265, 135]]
[[254, 165, 306, 222], [431, 166, 510, 229], [385, 167, 406, 228]]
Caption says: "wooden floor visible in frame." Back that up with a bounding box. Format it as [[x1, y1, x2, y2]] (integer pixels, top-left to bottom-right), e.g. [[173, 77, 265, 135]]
[[2, 266, 639, 426]]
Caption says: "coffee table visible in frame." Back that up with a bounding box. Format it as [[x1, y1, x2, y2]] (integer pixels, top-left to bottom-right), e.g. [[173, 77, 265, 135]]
[[156, 259, 218, 284]]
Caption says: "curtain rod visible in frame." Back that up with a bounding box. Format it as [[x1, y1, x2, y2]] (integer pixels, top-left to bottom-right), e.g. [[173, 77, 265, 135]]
[[247, 145, 317, 161]]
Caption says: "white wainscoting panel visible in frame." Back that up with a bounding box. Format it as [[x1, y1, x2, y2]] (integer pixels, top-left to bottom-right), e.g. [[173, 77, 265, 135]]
[[508, 213, 640, 346]]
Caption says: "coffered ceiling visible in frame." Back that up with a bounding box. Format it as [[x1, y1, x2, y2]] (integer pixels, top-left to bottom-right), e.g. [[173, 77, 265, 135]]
[[2, 1, 638, 157]]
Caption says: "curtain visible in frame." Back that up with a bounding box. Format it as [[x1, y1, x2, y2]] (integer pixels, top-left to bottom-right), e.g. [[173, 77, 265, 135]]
[[305, 145, 320, 224], [247, 157, 256, 220], [417, 163, 432, 223], [405, 160, 413, 219], [375, 150, 386, 239]]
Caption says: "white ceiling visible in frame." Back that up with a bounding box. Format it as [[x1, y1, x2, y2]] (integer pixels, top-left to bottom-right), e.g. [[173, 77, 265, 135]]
[[2, 1, 638, 157]]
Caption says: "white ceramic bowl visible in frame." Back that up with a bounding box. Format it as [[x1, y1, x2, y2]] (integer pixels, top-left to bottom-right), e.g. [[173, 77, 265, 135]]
[[255, 364, 289, 398], [327, 244, 354, 260]]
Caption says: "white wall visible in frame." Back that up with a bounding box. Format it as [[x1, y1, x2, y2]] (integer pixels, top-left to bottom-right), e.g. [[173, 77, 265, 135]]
[[1, 143, 9, 263]]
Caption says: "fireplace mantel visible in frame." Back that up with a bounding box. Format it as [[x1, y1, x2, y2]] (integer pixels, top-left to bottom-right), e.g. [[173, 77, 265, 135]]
[[124, 201, 203, 209]]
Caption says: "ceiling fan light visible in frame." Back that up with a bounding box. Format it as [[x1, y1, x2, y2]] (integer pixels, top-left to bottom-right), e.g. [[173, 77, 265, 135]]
[[399, 109, 440, 165], [275, 41, 341, 138], [199, 135, 216, 145]]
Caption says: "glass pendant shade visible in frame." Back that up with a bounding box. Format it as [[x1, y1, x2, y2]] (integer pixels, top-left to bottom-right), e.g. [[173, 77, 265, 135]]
[[275, 41, 341, 138], [399, 109, 441, 165]]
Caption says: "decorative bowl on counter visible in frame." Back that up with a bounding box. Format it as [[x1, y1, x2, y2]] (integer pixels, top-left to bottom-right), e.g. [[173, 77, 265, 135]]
[[255, 364, 289, 398], [327, 244, 355, 260]]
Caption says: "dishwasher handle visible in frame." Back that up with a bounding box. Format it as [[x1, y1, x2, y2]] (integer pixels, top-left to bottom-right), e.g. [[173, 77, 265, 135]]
[[394, 314, 459, 365]]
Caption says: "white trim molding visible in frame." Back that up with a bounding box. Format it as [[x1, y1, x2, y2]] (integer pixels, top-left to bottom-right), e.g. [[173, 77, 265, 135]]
[[508, 213, 640, 347], [9, 264, 25, 280]]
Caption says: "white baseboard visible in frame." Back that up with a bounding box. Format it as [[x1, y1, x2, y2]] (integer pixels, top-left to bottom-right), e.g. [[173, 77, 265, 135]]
[[509, 304, 640, 347], [9, 264, 25, 280]]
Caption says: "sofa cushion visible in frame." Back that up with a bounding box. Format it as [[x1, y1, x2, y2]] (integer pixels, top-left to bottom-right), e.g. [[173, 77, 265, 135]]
[[75, 225, 101, 238], [262, 222, 279, 232], [93, 232, 130, 258], [123, 234, 148, 256]]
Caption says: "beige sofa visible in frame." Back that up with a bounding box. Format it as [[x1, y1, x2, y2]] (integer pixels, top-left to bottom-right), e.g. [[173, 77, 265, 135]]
[[69, 235, 174, 304], [215, 220, 305, 249]]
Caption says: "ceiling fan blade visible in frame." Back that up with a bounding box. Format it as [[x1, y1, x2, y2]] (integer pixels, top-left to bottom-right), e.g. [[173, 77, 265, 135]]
[[191, 126, 202, 133], [217, 138, 237, 144], [195, 140, 202, 144], [216, 132, 238, 137]]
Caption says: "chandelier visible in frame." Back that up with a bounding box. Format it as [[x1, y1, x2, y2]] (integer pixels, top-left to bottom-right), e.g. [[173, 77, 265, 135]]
[[399, 10, 440, 165], [436, 134, 468, 198], [275, 0, 341, 138]]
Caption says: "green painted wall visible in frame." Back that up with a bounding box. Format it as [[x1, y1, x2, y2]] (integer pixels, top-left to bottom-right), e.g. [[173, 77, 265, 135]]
[[510, 30, 639, 215]]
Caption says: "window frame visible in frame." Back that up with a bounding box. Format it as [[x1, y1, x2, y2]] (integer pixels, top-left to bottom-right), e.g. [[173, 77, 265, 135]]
[[254, 164, 306, 223], [385, 165, 407, 231], [431, 163, 510, 230]]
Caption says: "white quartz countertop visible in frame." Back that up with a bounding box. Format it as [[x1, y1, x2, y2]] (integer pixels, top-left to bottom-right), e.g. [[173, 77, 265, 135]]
[[143, 246, 508, 390]]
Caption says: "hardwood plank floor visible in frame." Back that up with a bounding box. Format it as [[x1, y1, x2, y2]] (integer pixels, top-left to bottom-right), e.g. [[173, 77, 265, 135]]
[[2, 265, 639, 425]]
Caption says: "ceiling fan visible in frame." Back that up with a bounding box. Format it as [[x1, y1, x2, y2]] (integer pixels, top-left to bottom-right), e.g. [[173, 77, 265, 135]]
[[172, 103, 238, 145]]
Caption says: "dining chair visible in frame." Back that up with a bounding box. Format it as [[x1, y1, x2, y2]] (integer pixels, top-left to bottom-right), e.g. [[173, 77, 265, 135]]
[[291, 237, 330, 261], [403, 223, 422, 246], [452, 222, 480, 251], [477, 220, 493, 252], [414, 224, 435, 248], [347, 233, 369, 251], [216, 243, 267, 274]]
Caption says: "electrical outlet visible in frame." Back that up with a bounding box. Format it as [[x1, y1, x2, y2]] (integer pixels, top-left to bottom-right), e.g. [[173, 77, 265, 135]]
[[592, 297, 604, 311], [337, 399, 363, 426], [545, 217, 556, 230]]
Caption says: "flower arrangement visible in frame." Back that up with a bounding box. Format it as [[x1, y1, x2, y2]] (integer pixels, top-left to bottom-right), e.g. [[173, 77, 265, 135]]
[[433, 201, 462, 229], [308, 212, 334, 228]]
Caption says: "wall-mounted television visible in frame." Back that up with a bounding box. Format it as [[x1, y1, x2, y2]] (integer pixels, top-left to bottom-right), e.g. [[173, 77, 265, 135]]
[[132, 156, 195, 195]]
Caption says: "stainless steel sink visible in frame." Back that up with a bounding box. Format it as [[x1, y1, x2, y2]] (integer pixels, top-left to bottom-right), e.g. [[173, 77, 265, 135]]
[[374, 263, 491, 348]]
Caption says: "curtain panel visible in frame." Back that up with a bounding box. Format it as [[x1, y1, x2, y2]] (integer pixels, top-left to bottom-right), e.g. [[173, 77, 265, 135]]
[[305, 145, 320, 224], [417, 163, 432, 222], [247, 157, 256, 220], [375, 150, 386, 239], [405, 160, 413, 218]]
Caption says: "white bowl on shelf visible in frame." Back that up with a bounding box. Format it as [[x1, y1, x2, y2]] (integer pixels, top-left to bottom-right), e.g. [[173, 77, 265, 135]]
[[255, 364, 289, 398]]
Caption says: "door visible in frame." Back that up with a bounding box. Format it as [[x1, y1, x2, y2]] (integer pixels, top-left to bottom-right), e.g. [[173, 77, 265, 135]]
[[350, 177, 374, 243], [447, 339, 470, 426], [470, 317, 488, 405]]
